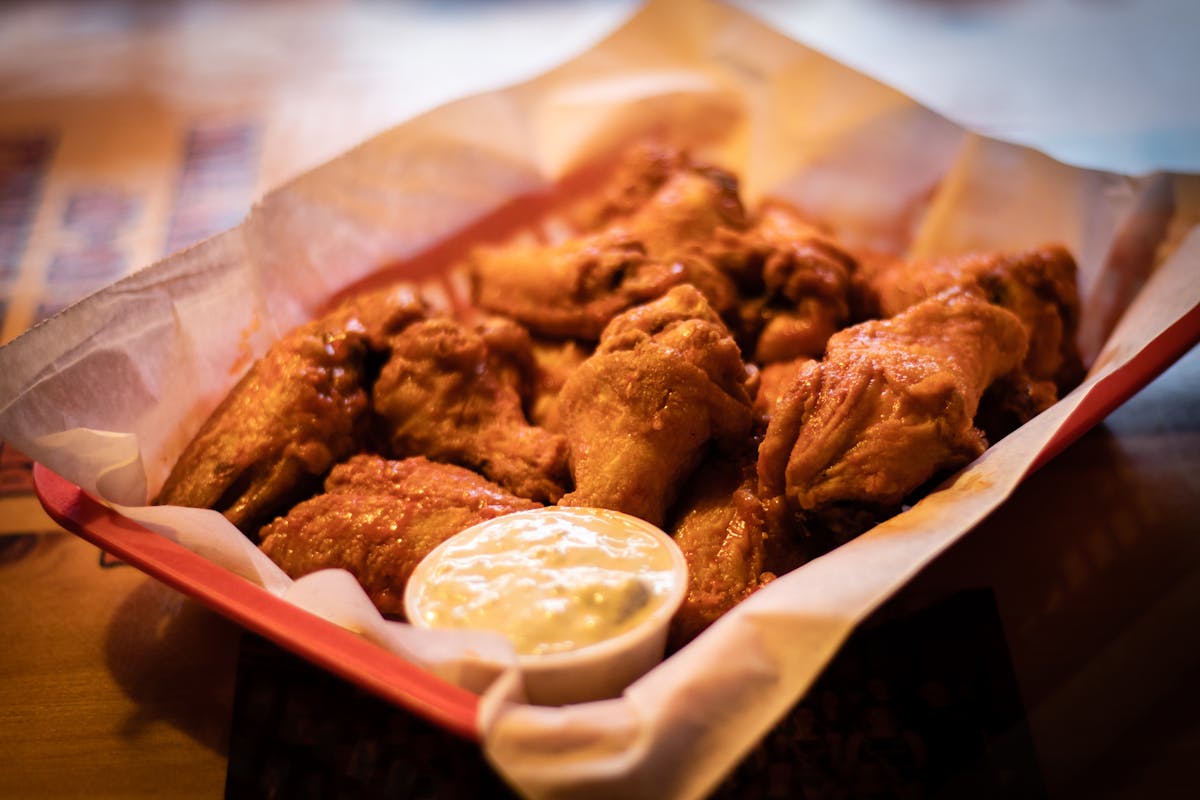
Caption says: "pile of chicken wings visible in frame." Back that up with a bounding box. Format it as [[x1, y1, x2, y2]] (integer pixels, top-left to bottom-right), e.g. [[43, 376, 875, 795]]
[[156, 146, 1082, 649]]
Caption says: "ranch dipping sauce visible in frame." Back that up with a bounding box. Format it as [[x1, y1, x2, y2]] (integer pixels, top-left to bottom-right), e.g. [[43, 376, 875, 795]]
[[406, 507, 684, 657]]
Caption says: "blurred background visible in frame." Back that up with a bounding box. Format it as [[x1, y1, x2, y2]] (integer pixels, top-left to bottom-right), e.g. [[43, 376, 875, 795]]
[[2, 0, 1196, 341]]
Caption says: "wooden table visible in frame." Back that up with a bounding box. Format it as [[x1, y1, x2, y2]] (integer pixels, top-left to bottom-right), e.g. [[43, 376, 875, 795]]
[[0, 511, 237, 797]]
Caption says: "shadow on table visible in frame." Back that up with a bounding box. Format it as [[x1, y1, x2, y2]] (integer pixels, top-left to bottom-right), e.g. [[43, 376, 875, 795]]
[[714, 588, 1043, 800], [103, 576, 240, 756], [224, 632, 517, 800]]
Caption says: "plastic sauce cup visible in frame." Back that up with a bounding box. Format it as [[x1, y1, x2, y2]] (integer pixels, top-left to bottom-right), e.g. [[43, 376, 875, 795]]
[[404, 506, 688, 706]]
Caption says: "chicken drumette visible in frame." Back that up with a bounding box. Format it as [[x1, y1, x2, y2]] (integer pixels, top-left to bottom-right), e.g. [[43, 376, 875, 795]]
[[259, 455, 539, 618], [855, 245, 1080, 386], [855, 245, 1082, 436], [758, 289, 1029, 540], [556, 285, 755, 528]]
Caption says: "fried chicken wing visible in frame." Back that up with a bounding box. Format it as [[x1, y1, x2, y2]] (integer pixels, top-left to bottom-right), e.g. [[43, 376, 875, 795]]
[[734, 203, 858, 363], [857, 245, 1082, 391], [758, 290, 1029, 537], [469, 239, 667, 340], [469, 149, 743, 340], [321, 282, 430, 351], [259, 455, 539, 617], [528, 337, 592, 431], [666, 451, 808, 650], [372, 316, 571, 503], [557, 285, 755, 527], [668, 455, 768, 649], [155, 286, 429, 535], [569, 144, 697, 231], [156, 326, 364, 534]]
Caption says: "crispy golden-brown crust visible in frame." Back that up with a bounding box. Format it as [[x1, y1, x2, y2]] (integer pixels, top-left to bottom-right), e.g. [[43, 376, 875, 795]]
[[758, 289, 1029, 534], [856, 244, 1083, 391], [155, 286, 428, 536], [557, 285, 755, 528], [469, 148, 745, 340], [259, 455, 539, 618], [372, 316, 571, 504], [155, 322, 371, 536]]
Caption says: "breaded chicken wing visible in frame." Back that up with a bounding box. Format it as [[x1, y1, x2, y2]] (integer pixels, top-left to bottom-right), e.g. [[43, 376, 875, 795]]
[[568, 144, 699, 231], [758, 290, 1028, 537], [372, 316, 570, 503], [734, 203, 858, 363], [470, 150, 743, 340], [259, 455, 539, 617], [557, 285, 755, 527], [856, 245, 1082, 391], [666, 451, 808, 650], [154, 286, 426, 535], [668, 455, 768, 649]]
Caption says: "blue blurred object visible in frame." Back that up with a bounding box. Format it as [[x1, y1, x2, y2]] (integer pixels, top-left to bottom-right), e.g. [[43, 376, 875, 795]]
[[737, 0, 1200, 174]]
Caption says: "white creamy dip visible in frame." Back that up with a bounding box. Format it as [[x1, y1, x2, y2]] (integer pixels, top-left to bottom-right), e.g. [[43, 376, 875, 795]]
[[406, 507, 683, 656]]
